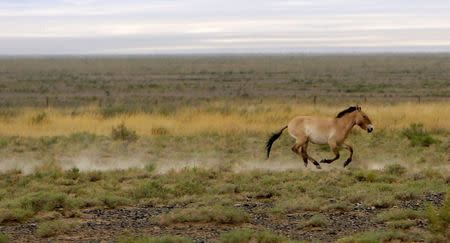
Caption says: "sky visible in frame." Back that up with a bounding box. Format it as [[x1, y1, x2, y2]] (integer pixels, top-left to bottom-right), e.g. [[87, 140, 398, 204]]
[[1, 0, 450, 55]]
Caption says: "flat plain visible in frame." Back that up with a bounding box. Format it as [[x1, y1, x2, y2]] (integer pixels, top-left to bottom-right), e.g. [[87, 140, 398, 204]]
[[0, 55, 449, 242]]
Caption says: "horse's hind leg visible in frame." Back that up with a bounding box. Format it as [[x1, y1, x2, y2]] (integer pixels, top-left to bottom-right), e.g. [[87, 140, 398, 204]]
[[302, 143, 321, 170], [291, 139, 308, 167], [300, 148, 308, 167]]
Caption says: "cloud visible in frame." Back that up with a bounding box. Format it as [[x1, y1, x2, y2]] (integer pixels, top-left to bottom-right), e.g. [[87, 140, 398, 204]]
[[0, 0, 449, 54]]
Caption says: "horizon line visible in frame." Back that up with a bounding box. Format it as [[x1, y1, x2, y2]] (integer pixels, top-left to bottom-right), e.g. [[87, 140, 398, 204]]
[[2, 51, 450, 58]]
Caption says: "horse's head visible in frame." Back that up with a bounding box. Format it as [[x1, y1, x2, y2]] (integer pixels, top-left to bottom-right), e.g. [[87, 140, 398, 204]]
[[354, 106, 373, 133]]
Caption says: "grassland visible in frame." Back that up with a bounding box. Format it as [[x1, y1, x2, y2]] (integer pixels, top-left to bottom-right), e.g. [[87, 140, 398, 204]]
[[0, 102, 449, 137], [1, 55, 449, 109], [0, 158, 448, 242], [0, 55, 449, 242]]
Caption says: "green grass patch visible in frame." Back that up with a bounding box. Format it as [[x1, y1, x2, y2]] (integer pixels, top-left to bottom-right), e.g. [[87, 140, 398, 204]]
[[271, 195, 323, 213], [219, 228, 294, 243], [116, 235, 193, 243], [426, 188, 450, 239], [302, 214, 329, 228], [0, 233, 8, 243], [385, 219, 416, 229], [401, 123, 438, 147], [131, 181, 170, 199], [383, 163, 407, 176], [36, 220, 77, 238], [157, 206, 249, 225], [337, 230, 418, 243], [111, 123, 138, 142], [344, 182, 397, 208], [31, 112, 48, 124], [19, 191, 79, 213], [376, 208, 423, 222], [0, 208, 34, 223], [98, 194, 132, 209]]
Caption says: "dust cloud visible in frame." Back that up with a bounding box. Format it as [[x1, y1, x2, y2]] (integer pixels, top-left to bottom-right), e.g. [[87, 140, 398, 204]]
[[0, 156, 448, 175], [0, 158, 41, 174]]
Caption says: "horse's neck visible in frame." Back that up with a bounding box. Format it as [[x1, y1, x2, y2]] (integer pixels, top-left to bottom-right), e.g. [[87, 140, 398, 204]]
[[336, 114, 356, 137]]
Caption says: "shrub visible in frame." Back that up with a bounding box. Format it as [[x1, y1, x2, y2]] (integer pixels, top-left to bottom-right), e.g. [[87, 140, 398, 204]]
[[32, 161, 63, 179], [353, 170, 378, 182], [0, 208, 34, 223], [272, 195, 323, 213], [0, 233, 8, 243], [219, 229, 289, 243], [36, 220, 75, 238], [173, 180, 206, 196], [98, 194, 132, 208], [31, 112, 48, 124], [394, 190, 421, 201], [19, 192, 77, 213], [111, 123, 138, 142], [337, 230, 416, 243], [376, 208, 423, 222], [116, 235, 193, 243], [302, 214, 329, 228], [323, 202, 351, 211], [65, 167, 80, 180], [401, 123, 437, 147], [385, 219, 416, 229], [363, 194, 396, 209], [383, 163, 407, 176], [144, 162, 156, 173], [426, 188, 450, 239], [132, 181, 169, 199], [0, 138, 7, 149], [158, 206, 249, 225]]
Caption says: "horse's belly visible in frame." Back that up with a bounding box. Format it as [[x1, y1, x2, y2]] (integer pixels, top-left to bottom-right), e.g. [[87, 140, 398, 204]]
[[305, 127, 329, 145], [308, 134, 328, 145]]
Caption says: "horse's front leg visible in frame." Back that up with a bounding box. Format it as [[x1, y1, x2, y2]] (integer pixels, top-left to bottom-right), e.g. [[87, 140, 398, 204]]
[[342, 143, 353, 167], [320, 143, 340, 164]]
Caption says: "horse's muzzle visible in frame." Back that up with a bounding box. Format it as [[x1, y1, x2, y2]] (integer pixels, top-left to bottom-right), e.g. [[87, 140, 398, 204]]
[[367, 125, 374, 133]]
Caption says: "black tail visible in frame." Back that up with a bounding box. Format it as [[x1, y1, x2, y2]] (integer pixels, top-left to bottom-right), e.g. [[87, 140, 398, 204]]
[[266, 125, 288, 159]]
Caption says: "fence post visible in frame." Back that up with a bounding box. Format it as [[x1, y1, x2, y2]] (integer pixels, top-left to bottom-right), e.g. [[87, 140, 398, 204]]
[[313, 95, 317, 105], [417, 96, 421, 104], [46, 96, 49, 108]]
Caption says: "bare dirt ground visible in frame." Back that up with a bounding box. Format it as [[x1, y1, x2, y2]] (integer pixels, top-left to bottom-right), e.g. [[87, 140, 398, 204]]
[[0, 193, 443, 243]]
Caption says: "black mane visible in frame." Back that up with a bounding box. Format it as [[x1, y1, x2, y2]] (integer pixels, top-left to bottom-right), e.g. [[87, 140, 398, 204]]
[[336, 106, 358, 118]]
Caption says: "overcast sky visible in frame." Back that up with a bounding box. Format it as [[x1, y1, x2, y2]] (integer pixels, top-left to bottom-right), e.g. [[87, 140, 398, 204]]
[[1, 0, 450, 55]]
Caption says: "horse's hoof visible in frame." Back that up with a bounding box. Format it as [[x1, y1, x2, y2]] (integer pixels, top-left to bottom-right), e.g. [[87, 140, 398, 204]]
[[316, 165, 322, 169], [304, 163, 308, 167], [343, 160, 351, 167]]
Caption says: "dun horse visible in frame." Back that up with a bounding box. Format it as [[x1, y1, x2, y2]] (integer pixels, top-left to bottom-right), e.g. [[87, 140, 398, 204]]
[[266, 106, 373, 169]]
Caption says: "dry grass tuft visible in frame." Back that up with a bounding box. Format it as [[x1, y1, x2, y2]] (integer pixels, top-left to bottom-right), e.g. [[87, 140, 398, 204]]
[[0, 102, 448, 137]]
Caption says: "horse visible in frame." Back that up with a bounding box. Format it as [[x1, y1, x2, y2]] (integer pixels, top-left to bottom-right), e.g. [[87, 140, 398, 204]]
[[265, 106, 373, 169]]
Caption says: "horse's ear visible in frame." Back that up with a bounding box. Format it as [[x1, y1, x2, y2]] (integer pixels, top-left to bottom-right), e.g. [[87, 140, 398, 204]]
[[356, 104, 361, 110]]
